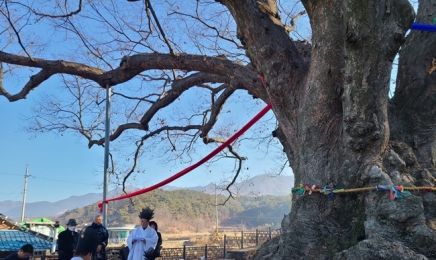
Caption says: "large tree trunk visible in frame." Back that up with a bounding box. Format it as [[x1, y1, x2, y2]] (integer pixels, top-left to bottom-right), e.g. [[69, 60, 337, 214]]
[[222, 0, 436, 258]]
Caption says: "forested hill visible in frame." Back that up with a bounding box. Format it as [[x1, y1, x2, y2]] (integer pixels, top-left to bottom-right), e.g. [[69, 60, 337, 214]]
[[59, 189, 292, 231]]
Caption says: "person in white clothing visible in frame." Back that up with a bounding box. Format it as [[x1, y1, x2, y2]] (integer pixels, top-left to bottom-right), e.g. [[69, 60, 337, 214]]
[[127, 207, 159, 260]]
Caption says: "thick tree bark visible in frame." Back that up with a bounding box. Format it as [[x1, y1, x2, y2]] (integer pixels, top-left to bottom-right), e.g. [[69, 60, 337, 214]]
[[391, 0, 436, 169], [219, 0, 436, 259]]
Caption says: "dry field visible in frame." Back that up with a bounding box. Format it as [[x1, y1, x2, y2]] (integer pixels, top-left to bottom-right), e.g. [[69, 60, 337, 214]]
[[167, 230, 252, 245], [164, 231, 215, 247]]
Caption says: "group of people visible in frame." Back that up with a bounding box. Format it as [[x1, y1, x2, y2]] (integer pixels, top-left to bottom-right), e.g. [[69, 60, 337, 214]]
[[3, 214, 108, 260], [5, 208, 161, 260], [57, 214, 109, 260], [59, 208, 162, 260]]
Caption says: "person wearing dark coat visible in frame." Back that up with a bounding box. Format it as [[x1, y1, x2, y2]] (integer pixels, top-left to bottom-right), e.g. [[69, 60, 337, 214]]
[[89, 214, 109, 260], [57, 219, 79, 260], [5, 244, 33, 260], [72, 226, 100, 260], [148, 221, 162, 260]]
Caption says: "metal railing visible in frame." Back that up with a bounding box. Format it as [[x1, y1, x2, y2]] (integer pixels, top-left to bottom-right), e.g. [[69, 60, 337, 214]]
[[109, 228, 281, 260]]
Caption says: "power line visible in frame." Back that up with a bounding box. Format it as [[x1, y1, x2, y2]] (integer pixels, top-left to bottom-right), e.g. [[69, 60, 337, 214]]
[[33, 175, 96, 186], [0, 172, 22, 176], [0, 187, 22, 200], [0, 171, 96, 186]]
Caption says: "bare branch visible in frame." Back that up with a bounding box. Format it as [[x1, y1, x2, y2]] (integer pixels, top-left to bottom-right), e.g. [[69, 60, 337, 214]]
[[169, 11, 242, 49], [203, 139, 246, 205], [112, 91, 156, 104], [12, 0, 83, 19], [62, 17, 113, 69], [88, 122, 145, 148], [0, 52, 264, 100], [1, 2, 33, 59], [144, 0, 175, 56], [122, 138, 145, 194], [0, 69, 55, 102], [222, 144, 244, 203], [284, 10, 307, 33], [139, 72, 229, 130], [200, 86, 236, 139], [113, 53, 263, 93], [166, 129, 176, 151], [0, 51, 104, 82]]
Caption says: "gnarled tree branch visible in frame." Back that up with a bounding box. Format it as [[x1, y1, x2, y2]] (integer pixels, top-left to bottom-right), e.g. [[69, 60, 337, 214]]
[[0, 52, 265, 101]]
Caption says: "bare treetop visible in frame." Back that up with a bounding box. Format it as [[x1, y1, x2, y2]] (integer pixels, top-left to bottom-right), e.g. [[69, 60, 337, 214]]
[[0, 0, 299, 195]]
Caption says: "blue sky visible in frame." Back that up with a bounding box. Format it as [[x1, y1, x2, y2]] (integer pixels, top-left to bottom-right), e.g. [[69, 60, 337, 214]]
[[0, 0, 411, 205], [0, 98, 102, 203], [1, 0, 416, 205], [0, 1, 298, 204], [0, 93, 291, 203]]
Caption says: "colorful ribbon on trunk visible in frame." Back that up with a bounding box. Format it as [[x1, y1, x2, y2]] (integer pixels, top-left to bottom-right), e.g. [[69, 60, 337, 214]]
[[292, 184, 434, 200]]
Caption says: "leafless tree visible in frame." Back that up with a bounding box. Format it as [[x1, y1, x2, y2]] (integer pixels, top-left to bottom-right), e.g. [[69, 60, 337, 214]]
[[1, 0, 435, 258]]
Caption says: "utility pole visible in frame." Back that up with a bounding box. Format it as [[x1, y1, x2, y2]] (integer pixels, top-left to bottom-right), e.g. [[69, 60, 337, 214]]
[[102, 83, 111, 227], [215, 182, 219, 233], [21, 165, 30, 222]]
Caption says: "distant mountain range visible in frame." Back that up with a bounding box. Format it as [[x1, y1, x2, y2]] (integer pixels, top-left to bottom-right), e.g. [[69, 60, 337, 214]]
[[0, 174, 293, 220], [162, 174, 294, 196]]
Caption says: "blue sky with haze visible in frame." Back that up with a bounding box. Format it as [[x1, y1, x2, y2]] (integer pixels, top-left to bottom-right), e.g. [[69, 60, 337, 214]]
[[0, 93, 291, 203], [1, 0, 418, 204], [0, 1, 303, 204]]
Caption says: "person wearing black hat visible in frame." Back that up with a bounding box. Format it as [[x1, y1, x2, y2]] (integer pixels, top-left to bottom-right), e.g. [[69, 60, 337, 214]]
[[126, 208, 158, 260], [57, 219, 79, 260], [72, 226, 100, 260]]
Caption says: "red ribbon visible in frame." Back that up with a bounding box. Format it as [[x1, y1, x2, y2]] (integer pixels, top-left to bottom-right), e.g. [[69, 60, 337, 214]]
[[98, 201, 107, 213], [98, 92, 272, 210]]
